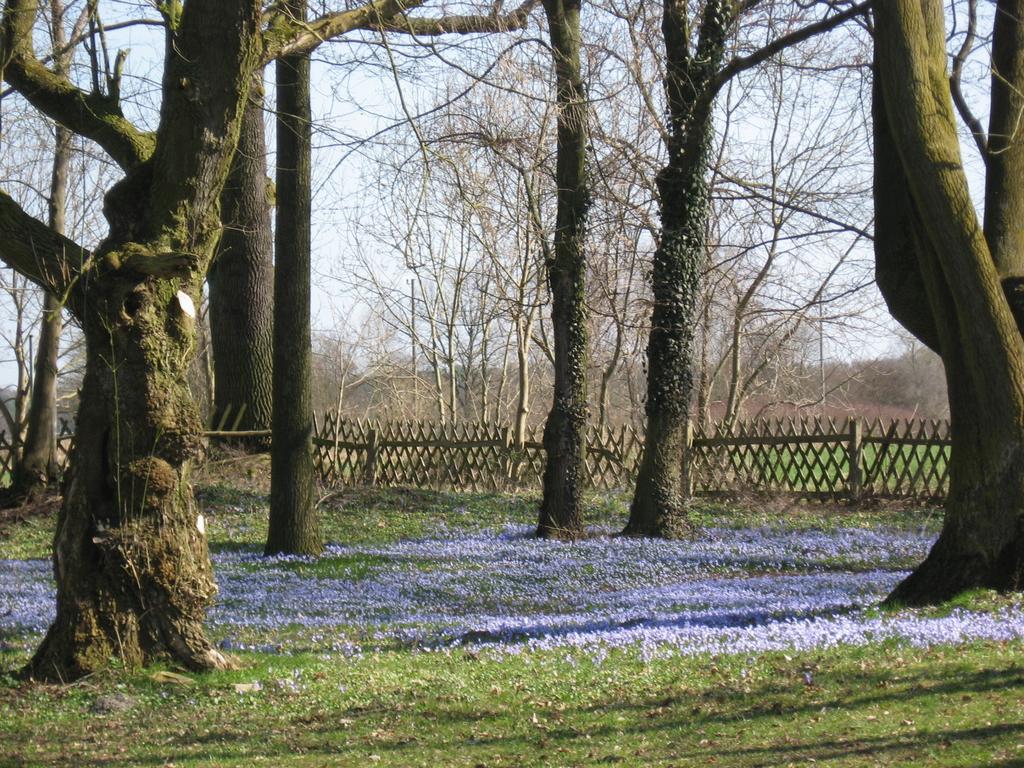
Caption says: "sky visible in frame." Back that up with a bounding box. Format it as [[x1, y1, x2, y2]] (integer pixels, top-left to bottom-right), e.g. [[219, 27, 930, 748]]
[[0, 0, 991, 390]]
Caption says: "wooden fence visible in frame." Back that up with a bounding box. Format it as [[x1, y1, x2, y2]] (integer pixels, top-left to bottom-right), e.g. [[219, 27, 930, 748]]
[[0, 418, 75, 482], [309, 414, 951, 500], [0, 414, 950, 500]]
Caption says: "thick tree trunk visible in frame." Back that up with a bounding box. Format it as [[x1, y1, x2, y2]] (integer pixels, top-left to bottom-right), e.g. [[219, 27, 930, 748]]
[[267, 0, 321, 556], [30, 281, 230, 680], [5, 0, 265, 680], [890, 342, 1024, 603], [624, 1, 732, 537], [208, 82, 274, 434], [875, 0, 1024, 604], [536, 0, 589, 541]]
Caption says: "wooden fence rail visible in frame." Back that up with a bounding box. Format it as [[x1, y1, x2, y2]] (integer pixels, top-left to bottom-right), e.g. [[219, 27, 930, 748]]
[[0, 414, 951, 500]]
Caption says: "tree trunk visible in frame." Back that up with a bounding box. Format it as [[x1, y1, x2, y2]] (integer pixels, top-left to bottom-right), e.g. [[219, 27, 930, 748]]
[[15, 0, 73, 499], [208, 81, 274, 434], [16, 292, 62, 496], [514, 313, 533, 448], [3, 0, 265, 680], [266, 0, 321, 556], [30, 281, 230, 679], [624, 1, 733, 537], [874, 0, 1024, 604], [536, 0, 589, 541], [15, 122, 70, 498], [986, 0, 1024, 327]]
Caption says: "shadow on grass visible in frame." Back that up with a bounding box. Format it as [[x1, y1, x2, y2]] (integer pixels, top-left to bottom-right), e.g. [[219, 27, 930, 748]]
[[17, 660, 1016, 767]]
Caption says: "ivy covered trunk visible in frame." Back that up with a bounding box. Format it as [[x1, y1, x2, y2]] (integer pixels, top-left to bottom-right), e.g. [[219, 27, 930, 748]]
[[874, 0, 1024, 604], [624, 0, 733, 537], [30, 277, 229, 679], [536, 0, 589, 540]]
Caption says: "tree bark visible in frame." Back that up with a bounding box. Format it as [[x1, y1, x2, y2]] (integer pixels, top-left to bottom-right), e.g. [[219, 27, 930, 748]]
[[266, 0, 321, 556], [985, 0, 1024, 328], [536, 0, 589, 540], [624, 0, 733, 537], [30, 285, 229, 679], [15, 291, 62, 497], [208, 81, 274, 435], [874, 0, 1024, 604], [9, 0, 264, 681]]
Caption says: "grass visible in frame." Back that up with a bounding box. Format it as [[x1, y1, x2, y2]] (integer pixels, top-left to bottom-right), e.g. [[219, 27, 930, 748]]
[[1, 457, 1019, 766], [2, 642, 1023, 766]]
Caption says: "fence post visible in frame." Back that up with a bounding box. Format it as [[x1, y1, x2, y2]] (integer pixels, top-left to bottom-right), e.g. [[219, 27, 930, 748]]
[[680, 419, 694, 500], [333, 412, 341, 484], [501, 426, 514, 487], [847, 417, 862, 502], [363, 428, 379, 487]]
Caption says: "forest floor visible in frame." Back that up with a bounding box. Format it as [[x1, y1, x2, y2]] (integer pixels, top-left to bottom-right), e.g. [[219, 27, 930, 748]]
[[2, 452, 1024, 767]]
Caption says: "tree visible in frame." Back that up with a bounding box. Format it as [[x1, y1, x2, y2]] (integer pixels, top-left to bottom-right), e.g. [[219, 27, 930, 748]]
[[873, 0, 1024, 603], [625, 0, 869, 537], [536, 0, 590, 540], [1, 0, 266, 681], [13, 0, 76, 500], [266, 1, 539, 553], [207, 82, 274, 434], [266, 0, 321, 556]]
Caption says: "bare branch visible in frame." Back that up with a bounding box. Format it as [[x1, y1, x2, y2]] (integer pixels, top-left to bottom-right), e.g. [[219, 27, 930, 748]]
[[0, 0, 154, 169], [701, 1, 872, 109], [266, 0, 427, 60], [266, 0, 539, 60], [0, 189, 89, 298], [370, 0, 540, 37], [949, 0, 987, 158]]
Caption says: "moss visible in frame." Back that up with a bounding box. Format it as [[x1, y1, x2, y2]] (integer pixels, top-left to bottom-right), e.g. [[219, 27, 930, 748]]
[[124, 456, 178, 510]]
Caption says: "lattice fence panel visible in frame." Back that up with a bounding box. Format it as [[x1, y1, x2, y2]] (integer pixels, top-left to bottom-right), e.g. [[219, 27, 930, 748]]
[[861, 419, 950, 499], [14, 414, 954, 500], [690, 418, 850, 497], [55, 417, 74, 473], [585, 425, 643, 490], [310, 413, 376, 488], [0, 431, 13, 484]]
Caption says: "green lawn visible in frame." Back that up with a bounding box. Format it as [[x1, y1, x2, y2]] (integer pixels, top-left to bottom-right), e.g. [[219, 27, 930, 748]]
[[2, 465, 1021, 767], [2, 643, 1023, 766]]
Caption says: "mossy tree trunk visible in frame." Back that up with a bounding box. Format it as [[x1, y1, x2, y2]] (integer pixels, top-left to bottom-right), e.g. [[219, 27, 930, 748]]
[[624, 1, 734, 537], [874, 0, 1024, 604], [536, 0, 590, 540], [208, 81, 274, 435], [266, 0, 321, 556], [31, 280, 228, 679], [0, 0, 266, 681]]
